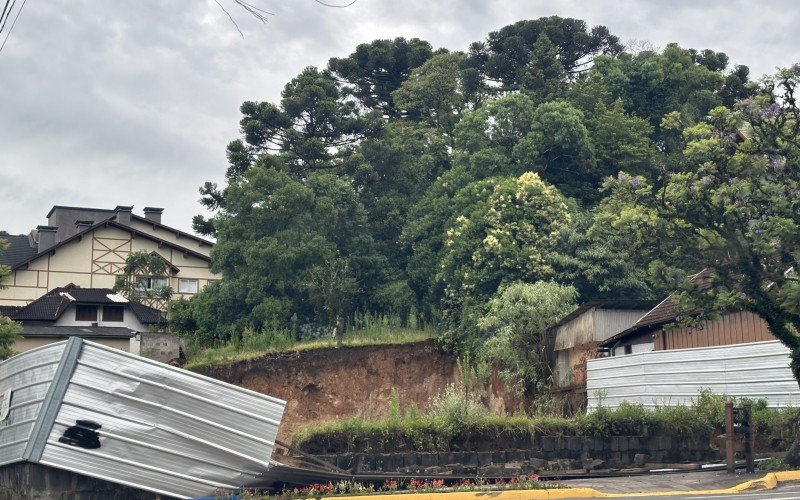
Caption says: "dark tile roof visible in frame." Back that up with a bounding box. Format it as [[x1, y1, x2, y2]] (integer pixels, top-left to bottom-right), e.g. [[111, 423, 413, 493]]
[[21, 325, 137, 338], [58, 286, 123, 304], [12, 289, 74, 321], [129, 302, 167, 325], [130, 214, 214, 247], [9, 285, 164, 324], [0, 305, 21, 317], [10, 219, 211, 271], [0, 234, 38, 267]]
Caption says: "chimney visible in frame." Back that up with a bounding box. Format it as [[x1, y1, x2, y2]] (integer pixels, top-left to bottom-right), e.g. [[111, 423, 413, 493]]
[[115, 205, 133, 225], [143, 207, 164, 224], [36, 225, 58, 253], [75, 220, 94, 232]]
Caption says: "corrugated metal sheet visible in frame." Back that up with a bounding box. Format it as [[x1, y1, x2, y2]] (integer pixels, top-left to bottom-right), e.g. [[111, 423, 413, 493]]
[[554, 308, 650, 350], [0, 342, 65, 467], [592, 309, 650, 343], [0, 338, 287, 499], [660, 311, 773, 350], [586, 340, 800, 411]]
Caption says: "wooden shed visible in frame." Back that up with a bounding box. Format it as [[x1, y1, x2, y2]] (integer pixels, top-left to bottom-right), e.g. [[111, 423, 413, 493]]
[[549, 300, 656, 413]]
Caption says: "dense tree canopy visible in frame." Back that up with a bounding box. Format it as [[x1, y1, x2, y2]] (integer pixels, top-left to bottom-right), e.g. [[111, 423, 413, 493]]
[[328, 37, 438, 118], [593, 68, 800, 384], [180, 15, 800, 386]]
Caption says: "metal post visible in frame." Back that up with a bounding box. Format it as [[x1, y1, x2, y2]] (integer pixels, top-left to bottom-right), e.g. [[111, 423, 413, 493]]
[[744, 403, 754, 473], [725, 402, 735, 474]]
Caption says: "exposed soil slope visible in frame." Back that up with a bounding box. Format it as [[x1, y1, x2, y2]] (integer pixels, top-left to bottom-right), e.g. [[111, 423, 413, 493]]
[[194, 341, 517, 442]]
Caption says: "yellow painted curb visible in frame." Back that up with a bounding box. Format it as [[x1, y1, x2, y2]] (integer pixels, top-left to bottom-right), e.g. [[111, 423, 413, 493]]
[[319, 469, 800, 499]]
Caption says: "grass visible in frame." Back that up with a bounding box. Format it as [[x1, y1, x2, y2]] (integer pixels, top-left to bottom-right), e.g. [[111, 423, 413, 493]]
[[183, 325, 436, 371], [292, 391, 800, 454]]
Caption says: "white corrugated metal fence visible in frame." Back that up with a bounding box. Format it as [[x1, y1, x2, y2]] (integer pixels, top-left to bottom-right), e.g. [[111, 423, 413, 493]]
[[586, 340, 800, 410]]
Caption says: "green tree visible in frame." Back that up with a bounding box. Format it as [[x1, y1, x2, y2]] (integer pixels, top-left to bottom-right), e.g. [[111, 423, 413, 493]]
[[392, 52, 483, 143], [592, 68, 800, 385], [478, 281, 577, 401], [518, 35, 568, 103], [187, 162, 383, 339], [328, 37, 436, 118], [344, 121, 451, 323], [113, 251, 173, 308], [467, 17, 622, 93], [454, 93, 537, 156], [550, 210, 654, 300], [0, 315, 21, 360], [588, 99, 656, 180], [436, 172, 571, 349], [512, 100, 597, 202], [590, 44, 731, 132], [168, 280, 253, 345], [304, 257, 360, 347], [193, 67, 382, 235]]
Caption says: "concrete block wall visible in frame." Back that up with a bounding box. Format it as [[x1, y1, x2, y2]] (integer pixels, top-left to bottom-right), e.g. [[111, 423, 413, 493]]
[[0, 462, 158, 500], [134, 332, 180, 362]]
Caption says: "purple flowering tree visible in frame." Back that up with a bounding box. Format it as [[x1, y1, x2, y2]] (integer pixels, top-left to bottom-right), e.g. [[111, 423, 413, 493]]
[[592, 66, 800, 386]]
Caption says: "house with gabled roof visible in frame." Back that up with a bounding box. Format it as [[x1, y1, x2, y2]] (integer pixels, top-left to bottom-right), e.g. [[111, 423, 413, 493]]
[[596, 269, 776, 356], [599, 296, 775, 356], [2, 284, 166, 353], [0, 205, 218, 309]]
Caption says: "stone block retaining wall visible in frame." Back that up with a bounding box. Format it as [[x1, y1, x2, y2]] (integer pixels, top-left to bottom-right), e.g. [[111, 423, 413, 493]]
[[312, 435, 720, 474]]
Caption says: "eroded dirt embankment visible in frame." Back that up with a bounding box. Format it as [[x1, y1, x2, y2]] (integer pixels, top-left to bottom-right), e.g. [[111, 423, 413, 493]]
[[194, 340, 519, 443]]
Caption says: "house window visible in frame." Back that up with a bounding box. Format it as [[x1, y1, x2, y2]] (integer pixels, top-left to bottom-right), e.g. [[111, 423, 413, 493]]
[[103, 305, 124, 322], [178, 279, 198, 294], [624, 345, 633, 355], [75, 305, 97, 322], [135, 276, 169, 292]]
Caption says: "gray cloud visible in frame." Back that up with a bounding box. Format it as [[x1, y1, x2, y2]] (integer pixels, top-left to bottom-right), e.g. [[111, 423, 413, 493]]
[[1, 0, 798, 234]]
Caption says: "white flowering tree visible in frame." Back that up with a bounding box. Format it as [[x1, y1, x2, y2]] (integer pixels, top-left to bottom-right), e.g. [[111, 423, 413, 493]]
[[436, 171, 571, 350]]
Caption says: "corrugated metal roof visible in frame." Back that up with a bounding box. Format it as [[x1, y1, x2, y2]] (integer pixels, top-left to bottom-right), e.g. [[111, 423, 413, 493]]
[[0, 338, 286, 498], [548, 300, 659, 331], [0, 342, 66, 467], [598, 270, 712, 347]]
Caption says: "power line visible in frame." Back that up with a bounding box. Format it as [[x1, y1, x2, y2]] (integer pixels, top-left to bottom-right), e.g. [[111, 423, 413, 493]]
[[0, 0, 17, 35], [0, 0, 13, 30], [0, 0, 25, 54], [313, 0, 357, 7]]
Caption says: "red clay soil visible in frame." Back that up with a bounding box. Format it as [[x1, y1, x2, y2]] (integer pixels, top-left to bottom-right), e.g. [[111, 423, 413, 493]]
[[194, 340, 519, 443]]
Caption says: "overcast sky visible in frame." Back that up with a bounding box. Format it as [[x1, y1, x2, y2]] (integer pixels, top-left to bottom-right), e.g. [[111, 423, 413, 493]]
[[1, 0, 798, 236]]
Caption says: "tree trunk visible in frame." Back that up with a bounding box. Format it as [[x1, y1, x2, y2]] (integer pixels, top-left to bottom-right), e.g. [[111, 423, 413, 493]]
[[791, 348, 800, 391], [335, 314, 345, 348]]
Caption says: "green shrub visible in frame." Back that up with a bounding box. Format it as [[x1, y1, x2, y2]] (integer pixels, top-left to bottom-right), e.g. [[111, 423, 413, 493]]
[[427, 384, 487, 432], [757, 457, 790, 471]]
